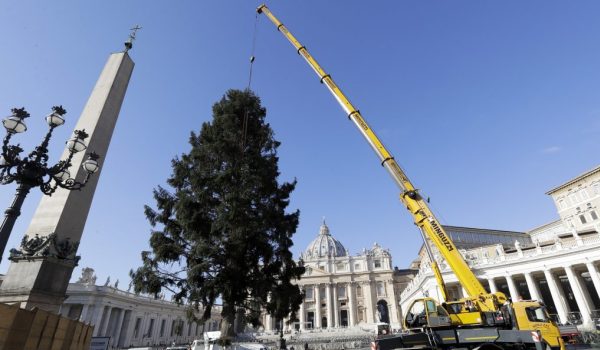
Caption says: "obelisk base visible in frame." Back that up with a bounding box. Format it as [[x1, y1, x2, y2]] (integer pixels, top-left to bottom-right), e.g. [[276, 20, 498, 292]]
[[0, 257, 76, 313]]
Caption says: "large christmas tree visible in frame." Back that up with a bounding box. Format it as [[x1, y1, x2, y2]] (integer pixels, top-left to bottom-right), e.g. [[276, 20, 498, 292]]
[[130, 89, 304, 339]]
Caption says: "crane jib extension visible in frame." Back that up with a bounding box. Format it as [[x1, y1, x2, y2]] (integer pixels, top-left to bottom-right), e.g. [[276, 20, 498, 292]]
[[256, 4, 489, 300]]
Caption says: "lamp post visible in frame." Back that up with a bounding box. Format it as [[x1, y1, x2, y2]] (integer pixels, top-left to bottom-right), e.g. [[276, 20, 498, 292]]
[[0, 106, 100, 260]]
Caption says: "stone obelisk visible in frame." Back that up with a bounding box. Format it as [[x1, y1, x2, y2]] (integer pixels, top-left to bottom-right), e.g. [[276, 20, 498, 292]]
[[0, 39, 136, 312]]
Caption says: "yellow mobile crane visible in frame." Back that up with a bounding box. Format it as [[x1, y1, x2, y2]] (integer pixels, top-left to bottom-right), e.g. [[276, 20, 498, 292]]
[[257, 5, 564, 350]]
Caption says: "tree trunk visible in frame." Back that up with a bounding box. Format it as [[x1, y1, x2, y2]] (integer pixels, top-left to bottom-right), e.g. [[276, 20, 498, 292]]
[[219, 308, 236, 345]]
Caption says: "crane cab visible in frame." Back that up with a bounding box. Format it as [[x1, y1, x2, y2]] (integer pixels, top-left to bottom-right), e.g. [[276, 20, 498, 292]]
[[404, 298, 452, 330], [512, 301, 564, 350]]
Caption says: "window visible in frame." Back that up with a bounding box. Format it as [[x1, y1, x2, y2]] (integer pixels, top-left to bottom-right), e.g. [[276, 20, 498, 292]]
[[595, 183, 600, 195], [591, 211, 598, 221], [569, 192, 578, 205], [338, 286, 346, 299], [567, 218, 574, 228], [354, 263, 361, 271], [580, 215, 588, 224], [525, 306, 550, 323], [336, 262, 346, 271], [320, 287, 326, 300], [160, 319, 166, 337], [356, 285, 363, 297], [374, 259, 382, 268], [377, 281, 385, 296], [406, 300, 426, 327], [305, 286, 314, 300], [581, 189, 590, 200]]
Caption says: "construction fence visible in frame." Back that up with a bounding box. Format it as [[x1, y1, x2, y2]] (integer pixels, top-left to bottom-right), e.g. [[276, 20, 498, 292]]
[[0, 302, 93, 350]]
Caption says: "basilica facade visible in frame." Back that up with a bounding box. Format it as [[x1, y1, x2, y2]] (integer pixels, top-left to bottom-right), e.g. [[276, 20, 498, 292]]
[[261, 222, 415, 331]]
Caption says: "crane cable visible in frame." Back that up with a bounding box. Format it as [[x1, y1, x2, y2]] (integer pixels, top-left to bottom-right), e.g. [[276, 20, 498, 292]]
[[241, 13, 260, 153], [247, 12, 259, 90]]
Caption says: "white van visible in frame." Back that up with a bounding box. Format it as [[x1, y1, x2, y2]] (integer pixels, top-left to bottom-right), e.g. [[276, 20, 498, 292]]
[[235, 343, 268, 350], [190, 331, 223, 350]]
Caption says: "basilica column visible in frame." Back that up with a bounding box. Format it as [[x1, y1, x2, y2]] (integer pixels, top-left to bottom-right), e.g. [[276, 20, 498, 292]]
[[524, 272, 541, 301], [332, 283, 339, 327], [122, 312, 136, 348], [564, 265, 593, 325], [92, 306, 106, 336], [326, 283, 333, 328], [115, 309, 127, 345], [80, 304, 90, 323], [102, 307, 115, 336], [505, 274, 520, 300], [315, 284, 322, 328], [283, 316, 289, 332], [585, 262, 600, 302], [544, 269, 569, 324], [363, 281, 375, 323], [265, 312, 272, 331], [487, 278, 498, 293], [386, 280, 399, 324], [348, 282, 356, 327], [299, 296, 306, 330]]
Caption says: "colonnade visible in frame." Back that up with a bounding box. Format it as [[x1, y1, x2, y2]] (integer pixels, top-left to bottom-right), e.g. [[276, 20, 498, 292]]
[[480, 261, 600, 326], [62, 301, 214, 347]]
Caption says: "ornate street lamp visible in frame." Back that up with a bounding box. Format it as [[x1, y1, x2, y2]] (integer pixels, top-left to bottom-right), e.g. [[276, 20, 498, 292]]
[[0, 106, 100, 260]]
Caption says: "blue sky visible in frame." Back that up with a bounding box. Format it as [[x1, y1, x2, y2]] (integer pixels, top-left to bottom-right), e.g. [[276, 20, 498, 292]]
[[0, 1, 599, 287]]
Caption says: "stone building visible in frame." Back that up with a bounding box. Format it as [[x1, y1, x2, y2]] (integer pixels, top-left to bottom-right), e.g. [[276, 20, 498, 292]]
[[56, 269, 221, 349], [261, 221, 415, 331], [401, 165, 600, 330], [547, 165, 600, 234]]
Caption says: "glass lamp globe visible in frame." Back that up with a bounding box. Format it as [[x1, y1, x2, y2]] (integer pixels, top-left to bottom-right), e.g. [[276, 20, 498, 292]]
[[66, 135, 87, 153], [2, 116, 27, 133], [55, 169, 71, 182], [82, 157, 99, 174], [46, 112, 65, 127]]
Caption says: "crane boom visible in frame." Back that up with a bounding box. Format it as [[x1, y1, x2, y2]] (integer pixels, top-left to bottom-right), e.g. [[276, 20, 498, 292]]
[[257, 4, 492, 305]]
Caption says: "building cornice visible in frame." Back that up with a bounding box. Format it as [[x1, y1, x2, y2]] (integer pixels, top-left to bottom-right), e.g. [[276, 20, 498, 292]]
[[443, 225, 526, 236], [546, 165, 600, 195], [526, 219, 563, 235]]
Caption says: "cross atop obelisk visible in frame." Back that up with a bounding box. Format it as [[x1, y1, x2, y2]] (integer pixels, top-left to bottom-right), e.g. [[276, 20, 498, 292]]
[[124, 24, 142, 52]]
